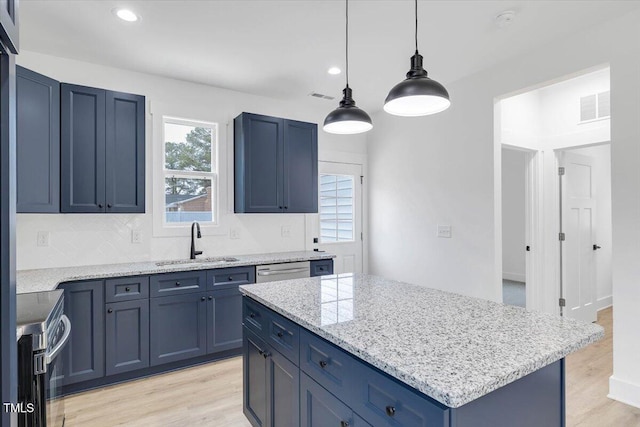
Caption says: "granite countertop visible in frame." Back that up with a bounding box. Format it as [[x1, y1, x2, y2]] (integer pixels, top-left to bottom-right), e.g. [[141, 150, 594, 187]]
[[17, 251, 334, 294], [240, 273, 604, 408]]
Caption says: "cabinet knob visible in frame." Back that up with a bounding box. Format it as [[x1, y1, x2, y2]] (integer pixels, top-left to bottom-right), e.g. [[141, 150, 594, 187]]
[[107, 204, 112, 208], [228, 276, 233, 281], [208, 296, 213, 300], [319, 360, 327, 369], [125, 287, 131, 292], [107, 308, 113, 314], [250, 313, 256, 318], [340, 421, 350, 427], [262, 351, 270, 359], [201, 296, 206, 301], [175, 282, 181, 287], [284, 206, 288, 210], [277, 331, 283, 338], [98, 203, 103, 208], [279, 206, 283, 210], [385, 406, 396, 417]]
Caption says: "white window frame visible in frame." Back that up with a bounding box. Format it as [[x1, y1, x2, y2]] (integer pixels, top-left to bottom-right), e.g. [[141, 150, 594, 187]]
[[319, 173, 356, 244], [160, 116, 219, 229]]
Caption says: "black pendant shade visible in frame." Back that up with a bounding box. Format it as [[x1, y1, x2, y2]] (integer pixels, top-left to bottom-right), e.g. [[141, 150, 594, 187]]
[[323, 0, 373, 135], [323, 86, 373, 134], [384, 52, 450, 116]]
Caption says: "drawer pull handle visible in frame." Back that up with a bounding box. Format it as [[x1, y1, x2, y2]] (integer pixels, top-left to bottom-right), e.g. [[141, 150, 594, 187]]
[[340, 421, 349, 427], [201, 296, 206, 301], [277, 331, 284, 338], [250, 313, 256, 318], [125, 287, 131, 292], [175, 282, 181, 287], [107, 308, 113, 314], [319, 360, 328, 369], [385, 406, 396, 417]]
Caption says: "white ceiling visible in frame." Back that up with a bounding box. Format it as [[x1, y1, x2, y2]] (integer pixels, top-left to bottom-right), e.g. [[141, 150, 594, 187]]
[[20, 1, 640, 113]]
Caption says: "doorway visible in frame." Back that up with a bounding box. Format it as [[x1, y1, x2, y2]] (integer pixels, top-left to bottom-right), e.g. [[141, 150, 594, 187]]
[[317, 161, 363, 274]]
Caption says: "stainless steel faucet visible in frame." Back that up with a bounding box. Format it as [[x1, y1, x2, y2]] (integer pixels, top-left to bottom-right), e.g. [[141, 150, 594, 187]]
[[190, 222, 202, 259]]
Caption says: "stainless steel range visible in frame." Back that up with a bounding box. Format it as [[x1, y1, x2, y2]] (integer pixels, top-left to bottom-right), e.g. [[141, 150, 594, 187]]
[[17, 290, 70, 427]]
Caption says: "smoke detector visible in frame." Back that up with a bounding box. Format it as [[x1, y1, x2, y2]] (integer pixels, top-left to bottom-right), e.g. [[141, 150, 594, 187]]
[[495, 11, 516, 29]]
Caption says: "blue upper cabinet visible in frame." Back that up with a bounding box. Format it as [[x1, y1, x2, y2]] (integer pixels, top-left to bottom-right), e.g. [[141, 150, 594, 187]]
[[105, 91, 145, 213], [61, 83, 145, 213], [234, 112, 318, 214], [16, 66, 60, 213], [0, 0, 19, 53]]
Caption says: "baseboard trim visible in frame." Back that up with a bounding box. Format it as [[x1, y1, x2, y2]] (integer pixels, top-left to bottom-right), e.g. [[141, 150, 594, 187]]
[[608, 376, 640, 409], [597, 295, 613, 311], [503, 272, 525, 283]]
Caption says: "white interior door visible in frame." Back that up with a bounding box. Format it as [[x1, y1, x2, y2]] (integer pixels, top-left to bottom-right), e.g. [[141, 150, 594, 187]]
[[560, 151, 597, 322], [317, 161, 363, 274]]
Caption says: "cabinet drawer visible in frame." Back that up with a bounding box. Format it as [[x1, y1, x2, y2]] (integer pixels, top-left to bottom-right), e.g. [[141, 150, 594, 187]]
[[310, 259, 334, 277], [353, 363, 449, 427], [243, 297, 268, 337], [105, 276, 149, 303], [266, 308, 299, 365], [300, 329, 356, 406], [150, 271, 206, 296], [208, 266, 255, 290]]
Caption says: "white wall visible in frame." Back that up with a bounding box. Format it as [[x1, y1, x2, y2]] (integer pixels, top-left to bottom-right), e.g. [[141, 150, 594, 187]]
[[501, 149, 526, 282], [16, 51, 367, 270], [367, 9, 640, 407]]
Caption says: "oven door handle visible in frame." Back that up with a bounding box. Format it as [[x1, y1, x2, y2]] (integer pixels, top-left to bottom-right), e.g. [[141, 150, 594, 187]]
[[45, 315, 71, 365], [257, 268, 309, 276]]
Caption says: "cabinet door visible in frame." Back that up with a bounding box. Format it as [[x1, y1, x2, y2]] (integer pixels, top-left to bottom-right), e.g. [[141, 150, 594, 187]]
[[105, 91, 145, 213], [235, 113, 284, 213], [300, 372, 354, 427], [310, 259, 334, 277], [0, 0, 18, 53], [61, 84, 106, 213], [16, 66, 60, 213], [267, 348, 300, 427], [105, 299, 149, 376], [60, 280, 105, 385], [244, 328, 268, 427], [207, 288, 243, 354], [283, 119, 317, 213], [150, 293, 207, 366]]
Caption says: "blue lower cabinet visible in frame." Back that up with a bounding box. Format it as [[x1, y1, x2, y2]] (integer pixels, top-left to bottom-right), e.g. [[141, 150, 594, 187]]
[[310, 259, 334, 277], [59, 280, 105, 386], [352, 362, 449, 427], [207, 288, 243, 354], [150, 293, 208, 366], [244, 327, 300, 427], [300, 373, 370, 427], [105, 299, 149, 376]]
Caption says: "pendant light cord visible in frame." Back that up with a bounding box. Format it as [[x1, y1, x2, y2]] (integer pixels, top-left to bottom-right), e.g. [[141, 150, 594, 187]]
[[415, 0, 418, 53], [345, 0, 349, 87]]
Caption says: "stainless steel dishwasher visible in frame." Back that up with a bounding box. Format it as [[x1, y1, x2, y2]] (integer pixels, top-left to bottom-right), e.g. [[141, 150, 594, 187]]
[[256, 261, 311, 283]]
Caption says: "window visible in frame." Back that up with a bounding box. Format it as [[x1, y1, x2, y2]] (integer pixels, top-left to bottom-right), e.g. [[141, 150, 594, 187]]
[[162, 117, 217, 225], [320, 174, 354, 243], [580, 90, 610, 122]]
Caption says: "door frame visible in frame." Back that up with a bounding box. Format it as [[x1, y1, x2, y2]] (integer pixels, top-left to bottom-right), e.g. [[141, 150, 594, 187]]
[[500, 145, 542, 311], [310, 151, 368, 273]]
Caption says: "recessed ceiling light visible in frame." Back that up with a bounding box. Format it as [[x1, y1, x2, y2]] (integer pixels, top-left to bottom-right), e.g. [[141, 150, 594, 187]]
[[495, 11, 516, 29], [327, 67, 342, 75], [113, 8, 140, 22]]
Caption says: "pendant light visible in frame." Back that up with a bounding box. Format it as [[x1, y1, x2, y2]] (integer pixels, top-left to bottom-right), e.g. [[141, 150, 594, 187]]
[[384, 0, 450, 117], [323, 0, 373, 134]]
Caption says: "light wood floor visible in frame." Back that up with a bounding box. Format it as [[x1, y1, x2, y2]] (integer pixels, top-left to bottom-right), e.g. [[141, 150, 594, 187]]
[[63, 307, 639, 426]]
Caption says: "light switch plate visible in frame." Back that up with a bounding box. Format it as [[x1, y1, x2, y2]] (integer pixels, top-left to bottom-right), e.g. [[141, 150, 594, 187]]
[[131, 229, 142, 244], [230, 228, 241, 239], [437, 225, 452, 238], [281, 226, 291, 238]]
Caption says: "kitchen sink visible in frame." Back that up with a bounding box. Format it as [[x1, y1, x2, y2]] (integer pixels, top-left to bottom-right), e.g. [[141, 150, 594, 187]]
[[155, 257, 240, 267]]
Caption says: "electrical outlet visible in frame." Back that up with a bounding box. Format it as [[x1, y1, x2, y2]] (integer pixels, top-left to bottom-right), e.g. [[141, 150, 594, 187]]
[[281, 226, 291, 237], [37, 231, 49, 247], [230, 228, 241, 239], [131, 229, 142, 244], [437, 225, 452, 238]]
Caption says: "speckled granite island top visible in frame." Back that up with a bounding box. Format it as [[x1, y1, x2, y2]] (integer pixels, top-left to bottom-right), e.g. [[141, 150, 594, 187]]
[[16, 251, 334, 294], [239, 273, 604, 408]]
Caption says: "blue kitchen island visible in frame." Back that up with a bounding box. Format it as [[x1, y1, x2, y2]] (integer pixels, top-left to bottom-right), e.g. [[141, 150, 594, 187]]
[[240, 273, 603, 427]]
